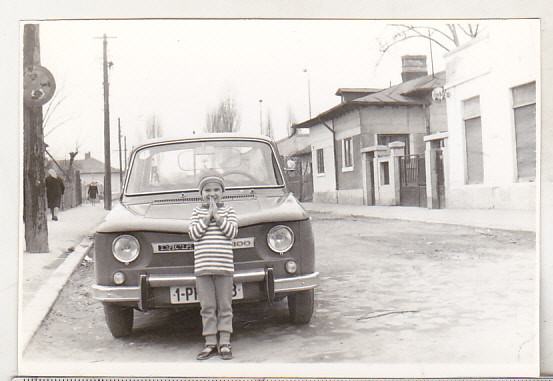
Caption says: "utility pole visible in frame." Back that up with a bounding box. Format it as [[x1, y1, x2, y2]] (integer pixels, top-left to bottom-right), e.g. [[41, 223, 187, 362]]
[[118, 117, 123, 188], [428, 28, 435, 78], [23, 24, 51, 253], [96, 33, 116, 210], [123, 135, 128, 171], [303, 69, 312, 119], [258, 99, 263, 135]]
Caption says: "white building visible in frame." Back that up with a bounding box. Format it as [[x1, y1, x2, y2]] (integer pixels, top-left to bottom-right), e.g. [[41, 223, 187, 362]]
[[443, 20, 539, 210]]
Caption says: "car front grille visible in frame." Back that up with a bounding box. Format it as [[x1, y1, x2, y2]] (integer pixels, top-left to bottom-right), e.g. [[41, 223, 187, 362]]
[[153, 193, 256, 204]]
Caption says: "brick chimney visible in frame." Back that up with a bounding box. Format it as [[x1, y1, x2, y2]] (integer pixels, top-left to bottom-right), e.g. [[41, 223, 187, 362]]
[[85, 151, 91, 160], [401, 55, 428, 82]]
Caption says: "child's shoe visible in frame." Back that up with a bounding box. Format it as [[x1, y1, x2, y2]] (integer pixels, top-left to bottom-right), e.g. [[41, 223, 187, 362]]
[[219, 344, 233, 360], [196, 345, 217, 360]]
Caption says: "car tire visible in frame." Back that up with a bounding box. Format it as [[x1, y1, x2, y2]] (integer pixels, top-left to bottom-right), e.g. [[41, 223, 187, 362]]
[[287, 289, 314, 325], [103, 303, 134, 338]]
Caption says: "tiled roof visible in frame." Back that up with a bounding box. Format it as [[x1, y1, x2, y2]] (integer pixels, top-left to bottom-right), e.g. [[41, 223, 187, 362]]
[[293, 71, 446, 129], [58, 155, 120, 174], [352, 71, 445, 105], [335, 87, 382, 95]]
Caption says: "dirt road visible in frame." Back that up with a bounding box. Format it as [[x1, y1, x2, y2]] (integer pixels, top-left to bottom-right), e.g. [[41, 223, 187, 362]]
[[23, 213, 536, 366]]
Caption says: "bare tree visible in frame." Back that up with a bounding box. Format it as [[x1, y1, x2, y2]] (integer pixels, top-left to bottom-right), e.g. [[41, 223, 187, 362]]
[[287, 105, 297, 137], [379, 23, 481, 54], [43, 86, 80, 138], [205, 97, 241, 133], [145, 113, 163, 139]]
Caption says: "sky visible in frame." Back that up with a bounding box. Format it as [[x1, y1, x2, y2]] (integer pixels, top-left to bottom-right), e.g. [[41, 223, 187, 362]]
[[34, 19, 469, 162]]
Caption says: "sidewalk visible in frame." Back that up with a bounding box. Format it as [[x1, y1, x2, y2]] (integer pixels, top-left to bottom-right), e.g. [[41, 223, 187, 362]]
[[20, 202, 109, 350], [302, 202, 536, 232]]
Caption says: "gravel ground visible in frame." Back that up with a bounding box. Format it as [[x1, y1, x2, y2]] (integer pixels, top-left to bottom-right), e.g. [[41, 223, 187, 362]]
[[23, 214, 537, 371]]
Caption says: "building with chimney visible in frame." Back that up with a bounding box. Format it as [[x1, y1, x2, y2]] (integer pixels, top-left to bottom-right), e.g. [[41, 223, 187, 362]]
[[442, 20, 538, 210], [292, 55, 447, 207]]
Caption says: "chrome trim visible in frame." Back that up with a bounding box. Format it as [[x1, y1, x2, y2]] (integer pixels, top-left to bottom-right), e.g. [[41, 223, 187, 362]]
[[123, 137, 285, 197], [92, 270, 319, 302], [274, 272, 319, 293], [266, 225, 294, 254], [152, 237, 255, 254], [91, 284, 140, 302], [147, 268, 267, 287]]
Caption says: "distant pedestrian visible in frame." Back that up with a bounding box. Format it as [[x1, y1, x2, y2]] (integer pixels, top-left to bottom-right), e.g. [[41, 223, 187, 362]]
[[88, 182, 99, 205], [189, 171, 238, 360], [45, 169, 64, 221]]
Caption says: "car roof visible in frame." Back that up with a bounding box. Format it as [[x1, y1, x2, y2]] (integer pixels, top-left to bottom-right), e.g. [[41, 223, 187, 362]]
[[137, 133, 275, 149]]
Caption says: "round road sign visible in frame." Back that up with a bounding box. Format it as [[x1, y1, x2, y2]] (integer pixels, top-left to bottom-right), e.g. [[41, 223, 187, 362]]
[[23, 65, 56, 107]]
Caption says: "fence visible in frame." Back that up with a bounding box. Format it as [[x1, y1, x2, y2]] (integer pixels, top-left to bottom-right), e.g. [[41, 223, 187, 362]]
[[60, 169, 82, 210]]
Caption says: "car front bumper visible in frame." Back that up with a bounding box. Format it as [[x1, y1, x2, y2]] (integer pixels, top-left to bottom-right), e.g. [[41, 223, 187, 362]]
[[92, 269, 319, 307]]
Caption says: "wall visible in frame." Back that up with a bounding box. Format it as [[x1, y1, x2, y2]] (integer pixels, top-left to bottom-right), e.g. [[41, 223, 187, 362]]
[[309, 123, 337, 203], [428, 101, 448, 134], [360, 106, 427, 155], [444, 20, 538, 210]]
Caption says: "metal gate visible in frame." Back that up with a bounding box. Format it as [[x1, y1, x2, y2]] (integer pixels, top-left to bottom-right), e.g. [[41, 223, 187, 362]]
[[286, 156, 313, 202], [436, 149, 446, 208], [399, 154, 427, 207]]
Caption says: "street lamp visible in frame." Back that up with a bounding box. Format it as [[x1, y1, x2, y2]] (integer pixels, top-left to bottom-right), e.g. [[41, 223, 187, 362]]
[[259, 99, 263, 135], [303, 68, 312, 119]]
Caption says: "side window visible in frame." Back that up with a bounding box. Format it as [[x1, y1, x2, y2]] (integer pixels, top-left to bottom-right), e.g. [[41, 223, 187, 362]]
[[342, 137, 353, 170], [380, 161, 390, 185], [463, 96, 484, 184], [512, 81, 536, 181], [316, 148, 325, 174]]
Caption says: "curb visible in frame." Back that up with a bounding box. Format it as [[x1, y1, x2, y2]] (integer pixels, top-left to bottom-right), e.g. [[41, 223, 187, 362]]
[[303, 207, 535, 232], [20, 235, 95, 351]]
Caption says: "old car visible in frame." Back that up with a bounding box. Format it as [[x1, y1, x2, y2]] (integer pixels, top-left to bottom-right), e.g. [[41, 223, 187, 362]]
[[92, 134, 319, 337]]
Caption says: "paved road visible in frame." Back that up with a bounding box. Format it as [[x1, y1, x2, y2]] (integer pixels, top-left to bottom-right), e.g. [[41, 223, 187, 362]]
[[23, 213, 536, 366]]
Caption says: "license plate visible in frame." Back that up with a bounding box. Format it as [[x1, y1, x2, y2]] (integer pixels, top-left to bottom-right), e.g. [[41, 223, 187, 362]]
[[170, 283, 243, 304]]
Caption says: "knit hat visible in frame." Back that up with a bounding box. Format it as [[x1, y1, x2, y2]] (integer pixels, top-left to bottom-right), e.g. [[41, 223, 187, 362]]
[[47, 169, 57, 178], [198, 170, 225, 193]]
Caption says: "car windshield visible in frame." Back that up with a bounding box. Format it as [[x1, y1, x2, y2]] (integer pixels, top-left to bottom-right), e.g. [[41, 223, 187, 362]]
[[125, 140, 283, 194]]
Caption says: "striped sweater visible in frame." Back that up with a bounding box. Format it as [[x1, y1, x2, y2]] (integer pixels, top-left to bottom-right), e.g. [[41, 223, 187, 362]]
[[188, 205, 238, 276]]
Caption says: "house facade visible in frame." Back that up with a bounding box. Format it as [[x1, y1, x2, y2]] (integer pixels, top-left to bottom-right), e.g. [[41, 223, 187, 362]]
[[60, 152, 123, 201], [443, 20, 538, 210], [295, 55, 447, 206]]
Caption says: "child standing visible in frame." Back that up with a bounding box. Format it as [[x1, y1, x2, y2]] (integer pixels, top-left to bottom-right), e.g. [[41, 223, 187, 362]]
[[189, 172, 238, 360]]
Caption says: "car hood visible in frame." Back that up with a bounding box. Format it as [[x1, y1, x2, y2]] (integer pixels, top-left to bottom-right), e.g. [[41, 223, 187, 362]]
[[95, 193, 309, 233]]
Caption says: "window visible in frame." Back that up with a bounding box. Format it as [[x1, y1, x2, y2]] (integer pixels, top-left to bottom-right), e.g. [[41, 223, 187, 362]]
[[342, 137, 353, 170], [380, 161, 390, 185], [463, 96, 484, 184], [316, 148, 325, 174], [377, 134, 410, 155], [512, 81, 536, 180]]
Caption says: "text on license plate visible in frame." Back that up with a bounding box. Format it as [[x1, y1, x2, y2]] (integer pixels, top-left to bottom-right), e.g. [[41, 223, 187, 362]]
[[170, 283, 243, 304]]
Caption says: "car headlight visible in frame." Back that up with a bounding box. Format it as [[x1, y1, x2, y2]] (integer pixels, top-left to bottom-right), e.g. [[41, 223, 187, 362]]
[[267, 225, 294, 254], [112, 234, 140, 264]]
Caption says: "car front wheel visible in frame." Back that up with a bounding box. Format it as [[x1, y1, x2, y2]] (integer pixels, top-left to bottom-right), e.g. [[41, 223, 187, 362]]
[[287, 289, 314, 325], [103, 303, 134, 338]]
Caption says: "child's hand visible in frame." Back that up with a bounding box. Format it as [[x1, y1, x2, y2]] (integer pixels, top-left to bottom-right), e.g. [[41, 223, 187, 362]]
[[210, 197, 223, 225], [209, 197, 218, 221]]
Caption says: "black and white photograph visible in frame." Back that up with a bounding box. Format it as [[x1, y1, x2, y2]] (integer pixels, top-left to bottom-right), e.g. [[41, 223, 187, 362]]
[[5, 7, 548, 379]]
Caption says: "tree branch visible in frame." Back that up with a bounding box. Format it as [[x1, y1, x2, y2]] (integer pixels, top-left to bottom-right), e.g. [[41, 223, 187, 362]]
[[446, 24, 460, 46], [389, 24, 457, 44], [380, 32, 451, 53]]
